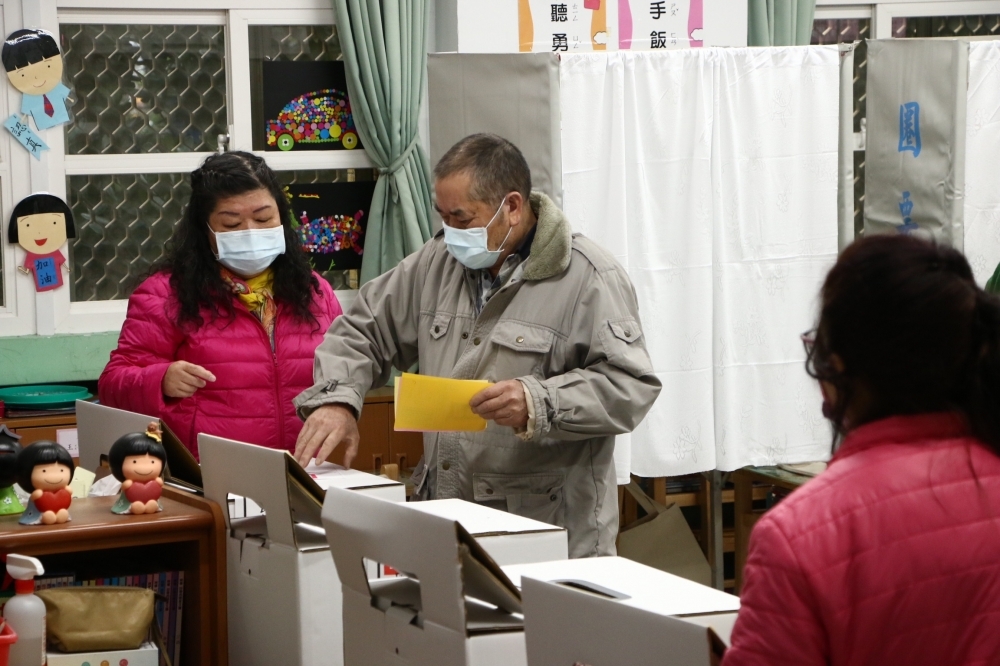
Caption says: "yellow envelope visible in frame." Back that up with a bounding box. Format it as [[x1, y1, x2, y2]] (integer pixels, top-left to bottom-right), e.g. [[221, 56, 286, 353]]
[[394, 373, 492, 432]]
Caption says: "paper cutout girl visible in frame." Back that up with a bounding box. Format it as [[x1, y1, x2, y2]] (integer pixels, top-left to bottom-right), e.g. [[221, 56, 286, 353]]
[[2, 29, 71, 131], [7, 193, 75, 292]]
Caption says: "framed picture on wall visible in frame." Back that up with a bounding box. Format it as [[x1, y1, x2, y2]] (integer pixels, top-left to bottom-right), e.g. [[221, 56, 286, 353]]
[[285, 181, 377, 272], [262, 60, 362, 152]]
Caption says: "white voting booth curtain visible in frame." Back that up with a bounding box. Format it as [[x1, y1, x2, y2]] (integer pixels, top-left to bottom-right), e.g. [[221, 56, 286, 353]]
[[965, 41, 1000, 287], [560, 47, 840, 480]]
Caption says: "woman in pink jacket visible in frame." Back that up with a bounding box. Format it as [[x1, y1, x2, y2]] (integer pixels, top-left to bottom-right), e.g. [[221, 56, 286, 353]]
[[724, 235, 1000, 666], [99, 152, 342, 458]]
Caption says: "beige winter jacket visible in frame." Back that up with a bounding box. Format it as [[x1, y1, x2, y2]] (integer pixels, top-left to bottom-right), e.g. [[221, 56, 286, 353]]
[[295, 192, 661, 557]]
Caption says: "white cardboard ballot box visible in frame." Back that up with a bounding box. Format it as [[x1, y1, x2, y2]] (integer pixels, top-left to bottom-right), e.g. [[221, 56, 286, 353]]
[[407, 498, 568, 565], [322, 487, 568, 666], [199, 434, 405, 666], [76, 401, 203, 491], [76, 400, 156, 471], [507, 556, 741, 666]]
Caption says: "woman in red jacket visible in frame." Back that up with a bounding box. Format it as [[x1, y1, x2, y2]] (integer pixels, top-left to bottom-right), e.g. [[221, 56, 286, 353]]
[[99, 152, 342, 457], [724, 235, 1000, 666]]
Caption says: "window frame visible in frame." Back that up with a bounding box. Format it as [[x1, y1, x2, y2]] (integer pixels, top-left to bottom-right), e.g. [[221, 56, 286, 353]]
[[0, 0, 370, 337]]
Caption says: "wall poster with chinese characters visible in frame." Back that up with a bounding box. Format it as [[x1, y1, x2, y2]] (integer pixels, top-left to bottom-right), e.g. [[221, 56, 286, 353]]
[[460, 0, 718, 53]]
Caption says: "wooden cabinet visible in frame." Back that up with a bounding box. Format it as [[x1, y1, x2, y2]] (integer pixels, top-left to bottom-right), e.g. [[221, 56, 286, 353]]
[[0, 487, 227, 665], [331, 387, 423, 473], [0, 414, 78, 447]]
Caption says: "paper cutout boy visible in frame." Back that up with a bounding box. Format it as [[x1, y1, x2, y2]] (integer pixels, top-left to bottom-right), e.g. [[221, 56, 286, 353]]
[[2, 29, 71, 130], [8, 193, 75, 292]]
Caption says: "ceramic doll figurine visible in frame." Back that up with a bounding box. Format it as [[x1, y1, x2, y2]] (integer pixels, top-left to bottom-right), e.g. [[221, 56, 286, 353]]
[[2, 29, 71, 131], [109, 422, 166, 515], [0, 426, 24, 516], [7, 193, 76, 292], [17, 441, 74, 525]]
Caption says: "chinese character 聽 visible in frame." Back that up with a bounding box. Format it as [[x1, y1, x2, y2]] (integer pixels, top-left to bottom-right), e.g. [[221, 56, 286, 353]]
[[551, 3, 568, 22], [650, 31, 667, 48], [552, 33, 569, 52], [650, 1, 666, 19]]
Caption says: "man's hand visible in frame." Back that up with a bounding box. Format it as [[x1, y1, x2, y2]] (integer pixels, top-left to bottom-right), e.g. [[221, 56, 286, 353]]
[[162, 361, 216, 399], [470, 380, 529, 428], [294, 404, 360, 468]]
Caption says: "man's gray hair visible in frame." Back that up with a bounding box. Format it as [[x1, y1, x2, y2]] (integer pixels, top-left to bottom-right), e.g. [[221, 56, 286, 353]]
[[433, 134, 532, 206]]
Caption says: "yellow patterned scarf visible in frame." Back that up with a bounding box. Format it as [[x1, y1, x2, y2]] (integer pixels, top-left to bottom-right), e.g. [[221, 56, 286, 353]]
[[221, 267, 277, 349]]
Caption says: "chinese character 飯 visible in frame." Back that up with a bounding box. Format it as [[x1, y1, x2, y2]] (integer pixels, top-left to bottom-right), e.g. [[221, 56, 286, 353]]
[[650, 31, 667, 48]]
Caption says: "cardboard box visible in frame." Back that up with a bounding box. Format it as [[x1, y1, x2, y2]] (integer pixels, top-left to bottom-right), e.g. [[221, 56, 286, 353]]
[[322, 488, 569, 666], [76, 401, 203, 491], [76, 400, 155, 471], [407, 498, 568, 565], [507, 556, 740, 666], [199, 434, 405, 666], [47, 642, 158, 666]]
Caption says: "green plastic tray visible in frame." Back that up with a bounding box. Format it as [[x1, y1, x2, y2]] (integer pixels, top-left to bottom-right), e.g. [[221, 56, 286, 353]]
[[0, 385, 93, 408]]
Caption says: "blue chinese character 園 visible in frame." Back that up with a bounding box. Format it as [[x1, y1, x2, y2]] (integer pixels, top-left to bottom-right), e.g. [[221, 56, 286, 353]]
[[898, 102, 921, 157]]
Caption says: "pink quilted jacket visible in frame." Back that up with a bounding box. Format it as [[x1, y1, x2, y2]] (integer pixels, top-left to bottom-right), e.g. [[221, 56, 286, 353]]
[[724, 412, 1000, 666], [99, 271, 341, 458]]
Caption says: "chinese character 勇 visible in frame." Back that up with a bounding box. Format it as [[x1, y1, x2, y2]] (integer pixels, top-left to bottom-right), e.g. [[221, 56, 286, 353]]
[[552, 33, 569, 52]]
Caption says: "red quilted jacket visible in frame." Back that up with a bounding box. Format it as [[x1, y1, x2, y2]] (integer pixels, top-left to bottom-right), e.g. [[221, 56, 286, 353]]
[[723, 412, 1000, 666], [98, 271, 341, 458]]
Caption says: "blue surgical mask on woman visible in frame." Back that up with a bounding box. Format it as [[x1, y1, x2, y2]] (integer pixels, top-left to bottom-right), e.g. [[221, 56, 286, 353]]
[[443, 195, 512, 270], [212, 226, 286, 277]]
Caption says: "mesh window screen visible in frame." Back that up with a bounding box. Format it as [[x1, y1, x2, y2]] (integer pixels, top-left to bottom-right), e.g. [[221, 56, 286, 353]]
[[61, 24, 227, 154], [68, 173, 190, 302]]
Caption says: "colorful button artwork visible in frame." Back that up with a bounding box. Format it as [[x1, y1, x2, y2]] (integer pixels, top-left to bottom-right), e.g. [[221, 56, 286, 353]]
[[265, 89, 358, 151], [297, 210, 365, 256]]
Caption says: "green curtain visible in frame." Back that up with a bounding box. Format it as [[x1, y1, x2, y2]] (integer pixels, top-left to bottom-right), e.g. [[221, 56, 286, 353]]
[[748, 0, 817, 46], [333, 0, 435, 284]]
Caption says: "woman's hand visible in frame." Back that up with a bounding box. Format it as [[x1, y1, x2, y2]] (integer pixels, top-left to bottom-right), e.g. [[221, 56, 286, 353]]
[[162, 361, 216, 399]]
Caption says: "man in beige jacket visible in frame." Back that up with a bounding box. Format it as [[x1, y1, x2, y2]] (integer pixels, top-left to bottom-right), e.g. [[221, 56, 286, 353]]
[[293, 134, 660, 557]]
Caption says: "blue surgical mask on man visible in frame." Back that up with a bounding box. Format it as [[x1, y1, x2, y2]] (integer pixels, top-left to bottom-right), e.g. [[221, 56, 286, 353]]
[[212, 226, 286, 277], [442, 195, 512, 270]]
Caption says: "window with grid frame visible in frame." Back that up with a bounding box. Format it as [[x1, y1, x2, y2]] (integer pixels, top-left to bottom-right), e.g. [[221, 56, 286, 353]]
[[60, 19, 374, 303]]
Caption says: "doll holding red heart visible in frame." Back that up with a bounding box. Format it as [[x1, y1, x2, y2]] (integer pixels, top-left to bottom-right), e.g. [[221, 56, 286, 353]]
[[109, 422, 166, 515], [17, 441, 74, 525]]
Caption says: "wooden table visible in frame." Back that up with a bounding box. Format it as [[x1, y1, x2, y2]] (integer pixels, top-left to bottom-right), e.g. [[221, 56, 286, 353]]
[[0, 487, 228, 665], [733, 466, 814, 594]]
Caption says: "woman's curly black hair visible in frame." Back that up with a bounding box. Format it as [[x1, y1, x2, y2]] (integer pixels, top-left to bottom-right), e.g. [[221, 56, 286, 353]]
[[155, 151, 320, 329]]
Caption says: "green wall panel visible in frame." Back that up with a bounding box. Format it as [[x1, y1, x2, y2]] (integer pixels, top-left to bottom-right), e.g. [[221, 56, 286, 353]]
[[0, 333, 119, 386]]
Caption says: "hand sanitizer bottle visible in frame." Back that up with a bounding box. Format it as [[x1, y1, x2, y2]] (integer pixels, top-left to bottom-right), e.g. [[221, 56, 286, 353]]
[[3, 554, 46, 666]]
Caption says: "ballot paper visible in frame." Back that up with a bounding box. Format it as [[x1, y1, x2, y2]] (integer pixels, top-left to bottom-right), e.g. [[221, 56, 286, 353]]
[[393, 372, 492, 432]]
